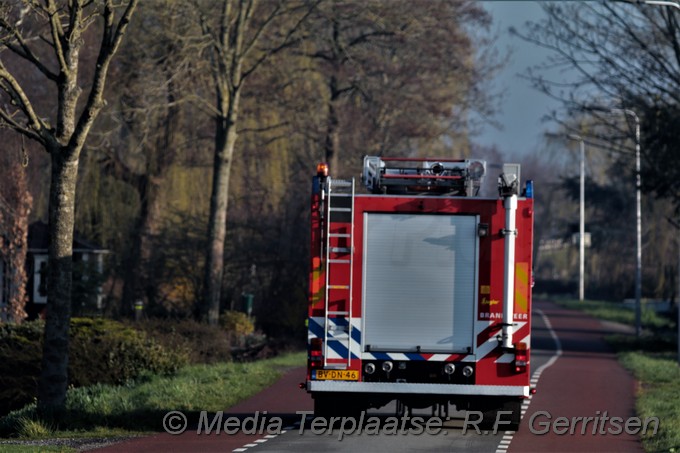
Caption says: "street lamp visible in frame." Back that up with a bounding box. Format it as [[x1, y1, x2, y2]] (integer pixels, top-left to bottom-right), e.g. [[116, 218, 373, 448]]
[[568, 134, 586, 303], [620, 0, 678, 346], [545, 131, 588, 301], [578, 105, 643, 336], [634, 0, 680, 9], [609, 108, 642, 338], [618, 0, 680, 9]]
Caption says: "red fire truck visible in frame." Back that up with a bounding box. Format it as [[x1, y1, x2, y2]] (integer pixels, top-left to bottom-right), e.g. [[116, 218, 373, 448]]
[[304, 156, 534, 429]]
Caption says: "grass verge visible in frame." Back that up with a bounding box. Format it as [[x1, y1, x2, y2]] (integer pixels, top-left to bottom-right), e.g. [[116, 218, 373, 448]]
[[551, 298, 672, 330], [552, 298, 679, 452], [0, 351, 306, 444], [618, 351, 680, 452]]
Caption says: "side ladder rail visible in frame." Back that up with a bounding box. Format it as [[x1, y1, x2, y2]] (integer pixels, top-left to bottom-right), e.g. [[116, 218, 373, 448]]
[[323, 177, 355, 368]]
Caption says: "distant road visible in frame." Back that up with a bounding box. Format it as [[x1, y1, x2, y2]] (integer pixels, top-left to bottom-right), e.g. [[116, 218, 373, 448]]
[[95, 300, 643, 453]]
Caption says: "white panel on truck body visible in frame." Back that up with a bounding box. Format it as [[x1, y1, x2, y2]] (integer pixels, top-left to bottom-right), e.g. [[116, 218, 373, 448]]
[[362, 213, 478, 353]]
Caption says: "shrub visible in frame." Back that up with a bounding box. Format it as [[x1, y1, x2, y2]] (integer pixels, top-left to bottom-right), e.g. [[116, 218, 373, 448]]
[[0, 318, 187, 417], [220, 310, 255, 338], [136, 319, 233, 364], [69, 318, 187, 387], [0, 321, 43, 416]]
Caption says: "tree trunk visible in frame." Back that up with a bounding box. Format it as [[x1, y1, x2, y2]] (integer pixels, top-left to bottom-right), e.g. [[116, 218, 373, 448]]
[[199, 0, 306, 324], [37, 149, 79, 416], [202, 100, 241, 325], [140, 176, 164, 310], [325, 94, 341, 175], [121, 174, 164, 315], [120, 69, 178, 316]]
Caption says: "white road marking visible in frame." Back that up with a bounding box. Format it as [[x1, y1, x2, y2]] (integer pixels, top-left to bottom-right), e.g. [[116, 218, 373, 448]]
[[494, 308, 563, 453]]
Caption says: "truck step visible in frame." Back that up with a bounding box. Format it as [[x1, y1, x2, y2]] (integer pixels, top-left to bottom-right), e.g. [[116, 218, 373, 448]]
[[328, 333, 349, 341], [328, 285, 350, 290], [323, 364, 348, 370]]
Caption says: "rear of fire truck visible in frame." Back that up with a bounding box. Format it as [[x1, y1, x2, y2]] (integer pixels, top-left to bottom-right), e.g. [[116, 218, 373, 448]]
[[304, 156, 534, 430]]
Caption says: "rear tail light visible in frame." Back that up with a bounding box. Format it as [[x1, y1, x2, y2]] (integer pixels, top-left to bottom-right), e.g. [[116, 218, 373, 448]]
[[310, 337, 323, 364], [514, 341, 528, 373]]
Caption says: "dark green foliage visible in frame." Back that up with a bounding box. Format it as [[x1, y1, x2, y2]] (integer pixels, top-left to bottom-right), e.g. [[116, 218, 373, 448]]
[[0, 322, 44, 416], [0, 318, 187, 417], [68, 318, 187, 388]]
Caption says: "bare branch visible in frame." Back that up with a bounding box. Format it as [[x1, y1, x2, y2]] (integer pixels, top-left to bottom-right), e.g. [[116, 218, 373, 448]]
[[242, 1, 318, 81], [0, 63, 50, 137], [0, 109, 44, 143], [45, 0, 69, 76], [0, 15, 59, 81], [70, 0, 138, 151]]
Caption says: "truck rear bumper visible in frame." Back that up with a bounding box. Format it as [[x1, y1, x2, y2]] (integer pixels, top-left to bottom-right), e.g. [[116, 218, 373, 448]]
[[307, 380, 529, 397]]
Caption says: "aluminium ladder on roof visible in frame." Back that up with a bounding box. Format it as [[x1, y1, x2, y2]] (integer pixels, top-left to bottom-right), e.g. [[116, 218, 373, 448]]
[[323, 177, 355, 369]]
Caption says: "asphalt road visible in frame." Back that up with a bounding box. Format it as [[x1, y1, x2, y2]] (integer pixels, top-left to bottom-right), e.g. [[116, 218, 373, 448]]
[[94, 300, 644, 453]]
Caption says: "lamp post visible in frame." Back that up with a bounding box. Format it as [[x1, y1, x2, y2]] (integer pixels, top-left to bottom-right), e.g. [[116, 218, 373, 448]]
[[618, 0, 680, 9], [545, 131, 588, 301], [621, 0, 678, 347], [581, 105, 643, 336], [635, 0, 680, 9], [568, 134, 586, 303], [609, 108, 642, 337]]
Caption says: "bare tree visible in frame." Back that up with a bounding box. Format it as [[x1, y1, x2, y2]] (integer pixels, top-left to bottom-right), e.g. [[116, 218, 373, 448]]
[[193, 0, 315, 325], [300, 0, 496, 176], [0, 0, 137, 414], [514, 3, 680, 210], [95, 0, 204, 316]]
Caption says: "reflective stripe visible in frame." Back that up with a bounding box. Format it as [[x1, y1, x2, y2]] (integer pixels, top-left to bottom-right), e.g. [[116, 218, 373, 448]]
[[308, 380, 529, 397]]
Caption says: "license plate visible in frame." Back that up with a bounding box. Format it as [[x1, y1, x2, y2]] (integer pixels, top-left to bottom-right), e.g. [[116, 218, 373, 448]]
[[313, 369, 359, 381]]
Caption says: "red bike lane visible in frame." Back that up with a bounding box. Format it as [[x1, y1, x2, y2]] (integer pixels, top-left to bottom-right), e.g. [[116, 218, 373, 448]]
[[509, 300, 644, 452], [94, 299, 647, 452]]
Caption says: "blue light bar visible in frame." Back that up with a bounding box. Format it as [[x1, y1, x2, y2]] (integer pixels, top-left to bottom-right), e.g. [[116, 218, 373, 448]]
[[525, 180, 534, 199]]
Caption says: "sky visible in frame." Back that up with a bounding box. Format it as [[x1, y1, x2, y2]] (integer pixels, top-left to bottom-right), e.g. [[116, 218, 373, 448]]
[[476, 1, 562, 159]]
